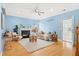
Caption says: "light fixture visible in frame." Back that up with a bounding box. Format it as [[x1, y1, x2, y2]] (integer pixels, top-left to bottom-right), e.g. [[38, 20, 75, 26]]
[[33, 4, 44, 16], [62, 9, 66, 11]]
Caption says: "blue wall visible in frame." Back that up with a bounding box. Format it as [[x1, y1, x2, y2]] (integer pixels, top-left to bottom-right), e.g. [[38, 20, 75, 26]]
[[5, 16, 39, 32], [5, 9, 79, 44], [39, 9, 79, 41]]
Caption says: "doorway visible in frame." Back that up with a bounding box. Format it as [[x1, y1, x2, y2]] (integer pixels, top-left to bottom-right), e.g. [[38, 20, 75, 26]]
[[63, 19, 73, 43]]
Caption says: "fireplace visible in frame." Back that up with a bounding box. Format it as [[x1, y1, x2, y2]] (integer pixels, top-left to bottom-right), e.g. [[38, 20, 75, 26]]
[[21, 30, 30, 38]]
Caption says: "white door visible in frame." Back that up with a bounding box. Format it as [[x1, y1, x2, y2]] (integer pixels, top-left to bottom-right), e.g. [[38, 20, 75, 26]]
[[63, 19, 73, 43]]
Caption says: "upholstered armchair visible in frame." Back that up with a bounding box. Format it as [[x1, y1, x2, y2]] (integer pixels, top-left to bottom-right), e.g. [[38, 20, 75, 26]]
[[12, 32, 22, 41]]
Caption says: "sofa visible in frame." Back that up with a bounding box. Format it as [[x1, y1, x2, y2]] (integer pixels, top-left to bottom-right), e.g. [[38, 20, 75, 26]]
[[37, 31, 50, 41]]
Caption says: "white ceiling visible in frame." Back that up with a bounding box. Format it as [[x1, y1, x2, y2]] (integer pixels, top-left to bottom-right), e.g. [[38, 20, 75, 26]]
[[4, 3, 79, 20]]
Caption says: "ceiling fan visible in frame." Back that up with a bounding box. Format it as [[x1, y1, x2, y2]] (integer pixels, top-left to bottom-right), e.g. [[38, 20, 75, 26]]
[[28, 4, 45, 16], [34, 7, 44, 16]]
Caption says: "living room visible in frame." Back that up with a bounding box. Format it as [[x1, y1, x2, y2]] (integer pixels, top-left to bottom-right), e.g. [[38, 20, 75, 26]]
[[0, 3, 79, 56]]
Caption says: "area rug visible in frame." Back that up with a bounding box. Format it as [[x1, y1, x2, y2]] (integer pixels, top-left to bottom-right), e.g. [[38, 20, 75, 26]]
[[19, 38, 54, 53]]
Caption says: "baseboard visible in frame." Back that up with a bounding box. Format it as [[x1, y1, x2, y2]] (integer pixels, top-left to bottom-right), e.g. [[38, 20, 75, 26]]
[[60, 39, 75, 46], [62, 40, 73, 43]]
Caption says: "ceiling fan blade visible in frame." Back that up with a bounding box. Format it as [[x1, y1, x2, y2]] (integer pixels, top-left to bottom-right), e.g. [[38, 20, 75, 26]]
[[38, 12, 41, 16], [34, 9, 38, 13], [40, 11, 44, 14]]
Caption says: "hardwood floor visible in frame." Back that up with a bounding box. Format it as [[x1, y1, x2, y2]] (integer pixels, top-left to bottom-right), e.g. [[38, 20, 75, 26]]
[[2, 37, 76, 56]]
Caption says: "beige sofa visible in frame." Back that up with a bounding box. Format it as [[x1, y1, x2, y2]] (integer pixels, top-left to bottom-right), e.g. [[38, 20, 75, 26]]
[[37, 31, 49, 40]]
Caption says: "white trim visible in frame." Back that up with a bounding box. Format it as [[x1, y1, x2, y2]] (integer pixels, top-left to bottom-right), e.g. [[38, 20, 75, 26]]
[[63, 18, 73, 44], [62, 40, 73, 43], [60, 39, 75, 46]]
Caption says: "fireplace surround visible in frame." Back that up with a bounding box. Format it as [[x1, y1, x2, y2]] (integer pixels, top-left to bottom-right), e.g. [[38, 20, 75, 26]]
[[20, 28, 30, 38]]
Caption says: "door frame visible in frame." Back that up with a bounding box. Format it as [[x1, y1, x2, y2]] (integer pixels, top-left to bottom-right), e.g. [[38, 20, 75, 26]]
[[62, 16, 75, 45]]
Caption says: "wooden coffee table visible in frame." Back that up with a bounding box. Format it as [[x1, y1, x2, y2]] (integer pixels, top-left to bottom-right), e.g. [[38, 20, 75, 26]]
[[29, 35, 37, 42]]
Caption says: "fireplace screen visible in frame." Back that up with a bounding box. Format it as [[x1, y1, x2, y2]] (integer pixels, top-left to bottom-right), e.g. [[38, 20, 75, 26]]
[[21, 30, 30, 38]]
